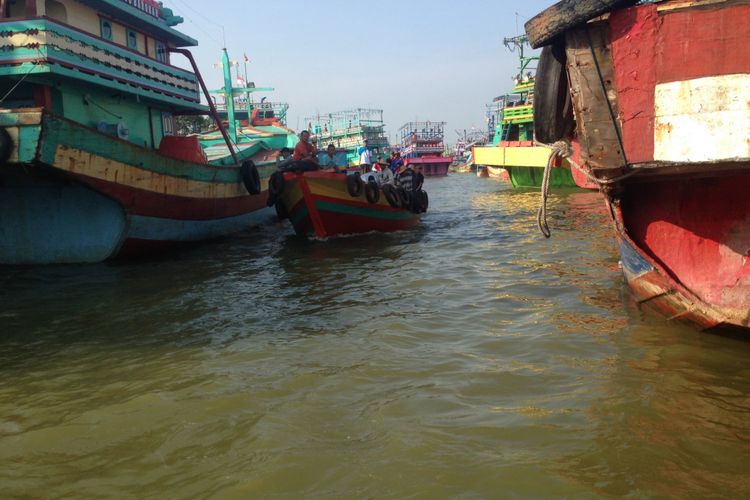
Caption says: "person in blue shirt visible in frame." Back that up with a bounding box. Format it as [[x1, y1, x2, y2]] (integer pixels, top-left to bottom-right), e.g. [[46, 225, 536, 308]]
[[390, 151, 404, 174]]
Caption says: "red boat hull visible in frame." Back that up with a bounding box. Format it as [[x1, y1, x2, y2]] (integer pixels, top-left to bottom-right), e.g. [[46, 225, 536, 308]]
[[279, 172, 422, 239]]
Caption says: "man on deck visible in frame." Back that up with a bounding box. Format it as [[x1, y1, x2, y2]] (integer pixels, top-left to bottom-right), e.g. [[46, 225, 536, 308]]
[[291, 130, 319, 171], [358, 139, 372, 172]]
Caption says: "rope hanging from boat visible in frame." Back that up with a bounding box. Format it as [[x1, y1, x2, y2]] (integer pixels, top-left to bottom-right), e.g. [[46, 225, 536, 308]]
[[537, 140, 572, 239], [0, 49, 43, 104]]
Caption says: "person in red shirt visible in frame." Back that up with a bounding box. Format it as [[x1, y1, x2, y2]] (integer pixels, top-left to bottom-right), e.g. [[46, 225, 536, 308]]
[[290, 130, 319, 171]]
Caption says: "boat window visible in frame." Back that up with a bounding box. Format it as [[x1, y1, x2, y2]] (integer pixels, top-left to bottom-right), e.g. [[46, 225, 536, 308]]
[[156, 41, 168, 63], [127, 29, 138, 50], [45, 0, 67, 22], [162, 112, 174, 136], [100, 19, 113, 40]]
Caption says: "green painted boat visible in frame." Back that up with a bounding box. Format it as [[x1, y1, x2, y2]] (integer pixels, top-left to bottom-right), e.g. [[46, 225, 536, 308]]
[[0, 1, 277, 264], [200, 49, 299, 168], [472, 35, 579, 189]]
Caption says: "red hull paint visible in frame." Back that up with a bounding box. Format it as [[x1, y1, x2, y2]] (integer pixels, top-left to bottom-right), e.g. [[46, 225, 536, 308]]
[[610, 3, 750, 163], [621, 174, 750, 325], [69, 173, 269, 220], [284, 172, 422, 239]]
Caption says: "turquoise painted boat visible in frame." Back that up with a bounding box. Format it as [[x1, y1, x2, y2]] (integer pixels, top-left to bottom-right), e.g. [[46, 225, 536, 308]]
[[0, 1, 275, 264], [199, 49, 299, 168], [307, 109, 390, 167]]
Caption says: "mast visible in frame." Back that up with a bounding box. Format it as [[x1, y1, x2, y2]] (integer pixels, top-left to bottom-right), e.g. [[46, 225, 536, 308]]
[[221, 49, 237, 143]]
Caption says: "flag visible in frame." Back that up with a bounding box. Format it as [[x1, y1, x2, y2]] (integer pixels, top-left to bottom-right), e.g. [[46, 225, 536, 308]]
[[244, 53, 250, 63]]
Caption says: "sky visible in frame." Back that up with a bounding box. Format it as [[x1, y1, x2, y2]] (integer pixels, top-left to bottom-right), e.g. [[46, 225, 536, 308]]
[[165, 0, 557, 145]]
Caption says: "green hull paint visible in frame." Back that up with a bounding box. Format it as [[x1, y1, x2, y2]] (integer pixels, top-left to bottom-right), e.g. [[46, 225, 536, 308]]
[[316, 201, 418, 220], [508, 166, 579, 189]]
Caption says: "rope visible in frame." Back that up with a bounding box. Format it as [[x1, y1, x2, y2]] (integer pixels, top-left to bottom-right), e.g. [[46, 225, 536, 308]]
[[537, 141, 572, 238], [0, 51, 42, 104]]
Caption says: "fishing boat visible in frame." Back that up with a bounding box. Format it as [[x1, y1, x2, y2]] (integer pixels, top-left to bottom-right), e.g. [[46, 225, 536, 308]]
[[0, 1, 277, 264], [526, 0, 750, 330], [273, 171, 427, 239], [200, 49, 298, 165], [399, 122, 452, 177], [472, 35, 580, 189], [307, 109, 390, 168]]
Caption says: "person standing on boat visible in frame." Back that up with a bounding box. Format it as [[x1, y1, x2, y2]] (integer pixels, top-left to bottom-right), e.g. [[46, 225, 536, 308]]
[[291, 130, 319, 171], [390, 151, 404, 174], [358, 139, 372, 172]]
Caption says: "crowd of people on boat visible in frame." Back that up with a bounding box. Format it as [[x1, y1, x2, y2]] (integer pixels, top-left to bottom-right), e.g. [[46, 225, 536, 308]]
[[279, 130, 424, 191]]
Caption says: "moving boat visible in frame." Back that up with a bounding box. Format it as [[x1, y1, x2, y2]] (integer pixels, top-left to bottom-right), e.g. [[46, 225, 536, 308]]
[[527, 0, 750, 330], [472, 35, 580, 189], [272, 171, 427, 239], [399, 122, 452, 177], [0, 0, 273, 264]]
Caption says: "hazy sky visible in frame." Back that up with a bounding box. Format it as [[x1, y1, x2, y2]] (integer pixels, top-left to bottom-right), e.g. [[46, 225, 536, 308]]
[[166, 0, 556, 144]]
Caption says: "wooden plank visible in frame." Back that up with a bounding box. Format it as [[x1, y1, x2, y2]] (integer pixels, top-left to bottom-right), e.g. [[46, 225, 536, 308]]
[[565, 24, 626, 172], [525, 0, 637, 48]]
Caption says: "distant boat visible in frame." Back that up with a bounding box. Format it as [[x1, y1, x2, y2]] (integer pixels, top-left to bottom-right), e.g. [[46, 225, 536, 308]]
[[307, 109, 390, 168], [472, 35, 587, 189], [398, 122, 452, 177], [0, 1, 276, 264], [527, 0, 750, 330], [273, 171, 426, 239]]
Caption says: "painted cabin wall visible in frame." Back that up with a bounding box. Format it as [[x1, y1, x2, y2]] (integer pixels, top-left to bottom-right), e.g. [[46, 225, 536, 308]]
[[57, 82, 161, 148]]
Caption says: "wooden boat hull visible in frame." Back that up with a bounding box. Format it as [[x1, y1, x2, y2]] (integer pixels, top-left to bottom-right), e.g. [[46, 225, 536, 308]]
[[614, 172, 750, 330], [0, 111, 273, 264], [486, 166, 511, 182], [278, 172, 422, 239], [549, 0, 750, 330]]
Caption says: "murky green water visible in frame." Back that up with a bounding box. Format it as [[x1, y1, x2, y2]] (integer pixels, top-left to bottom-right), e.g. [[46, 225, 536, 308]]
[[1, 175, 749, 498]]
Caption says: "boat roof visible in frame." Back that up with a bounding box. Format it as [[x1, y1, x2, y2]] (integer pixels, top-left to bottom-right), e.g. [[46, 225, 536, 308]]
[[77, 0, 198, 47]]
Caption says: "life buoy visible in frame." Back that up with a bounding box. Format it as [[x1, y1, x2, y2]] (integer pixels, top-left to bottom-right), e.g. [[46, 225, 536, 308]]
[[240, 160, 261, 195], [382, 184, 400, 208], [534, 41, 574, 144], [525, 0, 638, 48], [364, 179, 380, 204], [0, 128, 13, 163], [346, 172, 363, 197]]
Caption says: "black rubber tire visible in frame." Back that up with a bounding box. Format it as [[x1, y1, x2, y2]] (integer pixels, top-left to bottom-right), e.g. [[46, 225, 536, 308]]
[[275, 200, 289, 220], [525, 0, 638, 48], [346, 172, 363, 197], [0, 128, 13, 163], [240, 160, 261, 195], [365, 179, 380, 204], [269, 171, 285, 197], [534, 41, 575, 144], [417, 190, 429, 213], [382, 184, 400, 208]]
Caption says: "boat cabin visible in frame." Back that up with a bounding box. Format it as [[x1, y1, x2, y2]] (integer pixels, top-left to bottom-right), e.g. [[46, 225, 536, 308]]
[[0, 0, 204, 150]]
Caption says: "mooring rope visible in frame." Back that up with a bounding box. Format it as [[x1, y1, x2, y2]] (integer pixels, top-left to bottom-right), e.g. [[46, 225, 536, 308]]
[[537, 141, 572, 238]]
